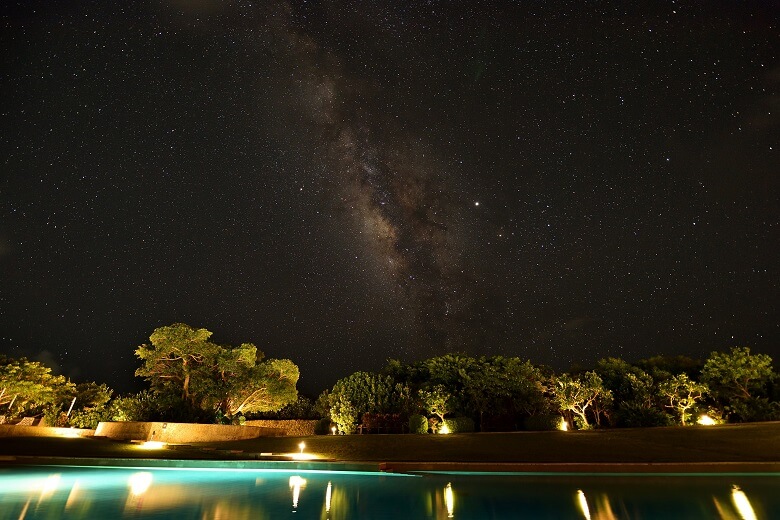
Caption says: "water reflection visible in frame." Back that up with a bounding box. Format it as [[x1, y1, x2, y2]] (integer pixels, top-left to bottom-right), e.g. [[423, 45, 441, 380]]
[[576, 489, 618, 520], [731, 485, 757, 520], [444, 482, 454, 518], [0, 468, 776, 519], [577, 489, 591, 520], [289, 475, 307, 509]]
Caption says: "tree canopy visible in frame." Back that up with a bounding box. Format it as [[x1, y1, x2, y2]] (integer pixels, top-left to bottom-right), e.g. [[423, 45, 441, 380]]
[[135, 324, 299, 419]]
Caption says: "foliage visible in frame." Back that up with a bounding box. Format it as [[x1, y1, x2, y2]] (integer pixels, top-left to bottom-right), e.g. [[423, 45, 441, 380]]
[[326, 371, 411, 433], [615, 401, 673, 428], [0, 356, 74, 418], [135, 323, 216, 403], [111, 390, 158, 422], [314, 417, 333, 435], [218, 358, 299, 416], [250, 395, 318, 420], [408, 414, 428, 434], [360, 413, 405, 433], [462, 357, 547, 422], [658, 373, 709, 425], [314, 390, 331, 419], [135, 324, 299, 420], [442, 416, 475, 433], [68, 406, 113, 429], [551, 371, 612, 429], [419, 384, 454, 422], [329, 392, 358, 434], [701, 347, 774, 404], [726, 397, 780, 423], [635, 355, 703, 382]]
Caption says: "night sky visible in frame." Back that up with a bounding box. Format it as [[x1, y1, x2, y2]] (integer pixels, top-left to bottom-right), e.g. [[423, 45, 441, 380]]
[[1, 1, 778, 396]]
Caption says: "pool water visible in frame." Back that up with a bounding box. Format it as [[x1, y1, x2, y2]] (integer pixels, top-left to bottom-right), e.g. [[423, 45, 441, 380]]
[[0, 466, 776, 519]]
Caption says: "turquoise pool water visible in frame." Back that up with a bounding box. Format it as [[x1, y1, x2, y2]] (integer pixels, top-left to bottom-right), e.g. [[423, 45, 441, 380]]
[[0, 466, 776, 519]]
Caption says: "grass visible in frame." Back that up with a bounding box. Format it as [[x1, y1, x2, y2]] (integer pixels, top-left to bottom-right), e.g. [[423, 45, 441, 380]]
[[1, 422, 778, 465]]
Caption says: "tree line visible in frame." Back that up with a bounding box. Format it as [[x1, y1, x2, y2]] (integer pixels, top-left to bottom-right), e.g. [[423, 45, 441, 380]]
[[316, 347, 778, 433], [1, 322, 776, 432], [0, 323, 299, 427]]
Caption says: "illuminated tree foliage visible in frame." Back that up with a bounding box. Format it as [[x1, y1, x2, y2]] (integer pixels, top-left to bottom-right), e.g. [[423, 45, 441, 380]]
[[658, 374, 709, 426], [135, 324, 299, 419], [552, 371, 612, 429], [701, 347, 774, 402], [0, 356, 74, 418]]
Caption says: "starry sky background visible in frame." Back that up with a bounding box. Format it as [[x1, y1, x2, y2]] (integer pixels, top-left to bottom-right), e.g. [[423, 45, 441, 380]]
[[1, 0, 778, 396]]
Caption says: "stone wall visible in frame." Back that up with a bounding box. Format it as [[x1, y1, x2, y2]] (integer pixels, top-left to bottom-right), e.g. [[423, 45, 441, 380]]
[[244, 419, 319, 436], [94, 421, 285, 443], [0, 425, 95, 437]]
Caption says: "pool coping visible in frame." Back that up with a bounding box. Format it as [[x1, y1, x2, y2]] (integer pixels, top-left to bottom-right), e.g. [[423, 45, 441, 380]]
[[2, 456, 779, 474]]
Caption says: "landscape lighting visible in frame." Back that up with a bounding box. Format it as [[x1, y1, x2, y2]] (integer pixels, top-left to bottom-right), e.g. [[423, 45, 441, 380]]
[[138, 441, 166, 450], [697, 415, 717, 426]]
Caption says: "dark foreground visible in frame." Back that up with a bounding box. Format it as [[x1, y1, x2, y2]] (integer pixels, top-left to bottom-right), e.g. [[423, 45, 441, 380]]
[[1, 422, 779, 470]]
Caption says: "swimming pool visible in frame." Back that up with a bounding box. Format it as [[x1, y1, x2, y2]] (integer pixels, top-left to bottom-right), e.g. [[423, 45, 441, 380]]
[[1, 466, 776, 519]]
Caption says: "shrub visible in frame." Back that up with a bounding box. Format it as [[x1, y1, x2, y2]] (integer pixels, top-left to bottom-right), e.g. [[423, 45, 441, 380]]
[[442, 416, 475, 433], [523, 414, 562, 431], [616, 402, 673, 428], [409, 414, 428, 434], [314, 417, 332, 435]]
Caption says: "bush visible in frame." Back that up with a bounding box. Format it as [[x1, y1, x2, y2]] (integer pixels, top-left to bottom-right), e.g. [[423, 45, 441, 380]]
[[409, 414, 428, 434], [314, 417, 332, 435], [523, 414, 562, 431], [442, 416, 475, 433], [616, 402, 673, 428]]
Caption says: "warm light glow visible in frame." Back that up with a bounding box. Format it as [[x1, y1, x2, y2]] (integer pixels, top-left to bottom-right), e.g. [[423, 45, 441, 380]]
[[299, 441, 306, 453], [444, 482, 454, 518], [289, 452, 318, 461], [559, 418, 569, 431], [128, 472, 153, 496], [325, 481, 332, 513], [331, 426, 337, 435], [38, 474, 61, 502], [138, 441, 166, 450], [577, 490, 591, 520], [65, 481, 81, 510], [438, 423, 451, 434], [697, 415, 717, 426], [731, 485, 757, 520], [289, 476, 307, 509], [59, 430, 81, 438]]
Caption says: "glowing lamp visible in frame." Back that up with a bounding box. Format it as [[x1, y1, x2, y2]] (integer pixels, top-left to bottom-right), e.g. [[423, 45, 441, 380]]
[[331, 426, 337, 435], [697, 415, 716, 426], [559, 418, 569, 431], [438, 423, 451, 435], [138, 441, 166, 450]]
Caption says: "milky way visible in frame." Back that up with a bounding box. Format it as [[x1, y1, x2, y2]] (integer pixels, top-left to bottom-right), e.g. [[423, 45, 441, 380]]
[[275, 9, 484, 354]]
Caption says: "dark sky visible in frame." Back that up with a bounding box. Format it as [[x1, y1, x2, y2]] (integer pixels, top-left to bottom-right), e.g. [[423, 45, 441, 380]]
[[1, 0, 778, 396]]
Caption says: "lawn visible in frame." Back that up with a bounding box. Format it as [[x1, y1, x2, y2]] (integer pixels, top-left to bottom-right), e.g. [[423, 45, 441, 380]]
[[1, 422, 778, 467]]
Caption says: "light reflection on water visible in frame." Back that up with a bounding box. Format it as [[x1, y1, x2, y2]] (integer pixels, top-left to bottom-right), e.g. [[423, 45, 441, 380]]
[[0, 466, 777, 519]]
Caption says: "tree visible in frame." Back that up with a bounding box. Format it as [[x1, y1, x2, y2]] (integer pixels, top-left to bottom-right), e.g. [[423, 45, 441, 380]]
[[552, 371, 612, 429], [135, 323, 216, 404], [135, 324, 299, 420], [701, 347, 774, 402], [595, 357, 660, 426], [419, 384, 454, 423], [218, 358, 299, 417], [658, 373, 708, 426], [0, 356, 74, 418]]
